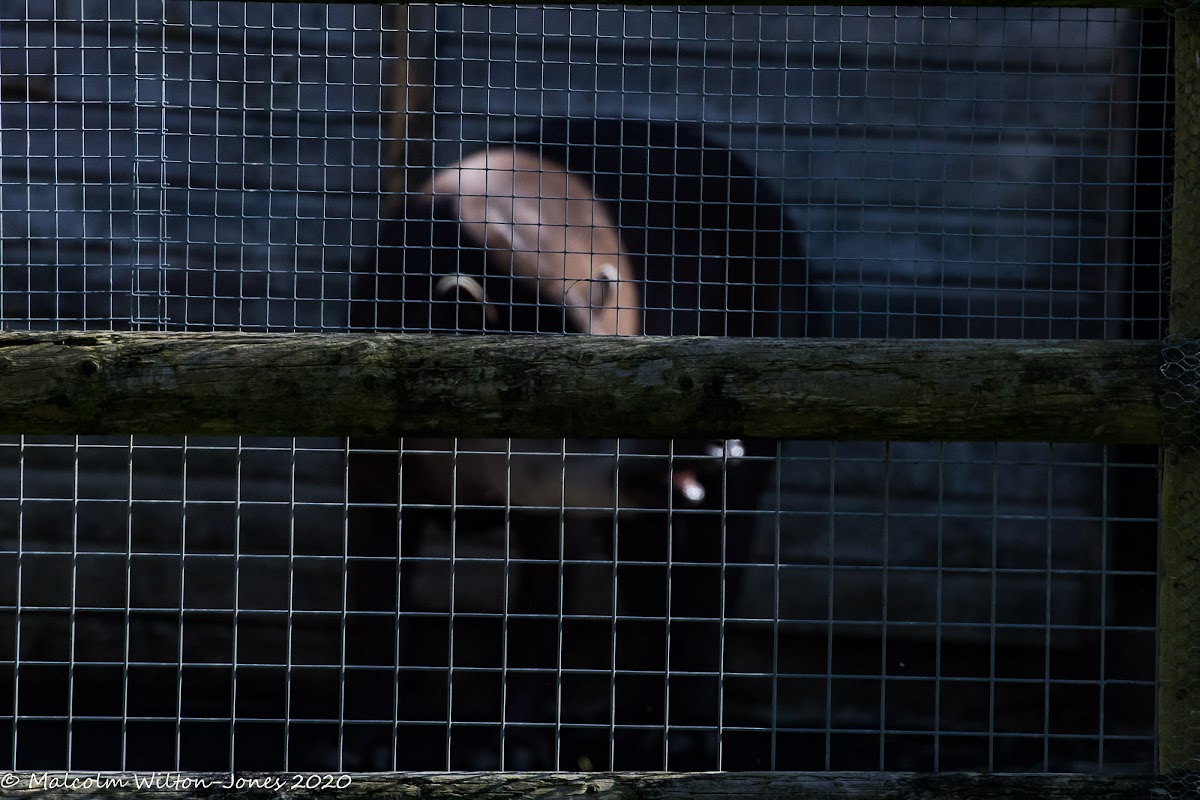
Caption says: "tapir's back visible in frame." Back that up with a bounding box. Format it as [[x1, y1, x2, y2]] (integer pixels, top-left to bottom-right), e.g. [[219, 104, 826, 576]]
[[510, 118, 806, 337], [357, 117, 806, 339]]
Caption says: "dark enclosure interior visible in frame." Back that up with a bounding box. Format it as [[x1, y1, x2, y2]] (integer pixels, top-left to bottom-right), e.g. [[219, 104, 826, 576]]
[[0, 2, 1169, 773]]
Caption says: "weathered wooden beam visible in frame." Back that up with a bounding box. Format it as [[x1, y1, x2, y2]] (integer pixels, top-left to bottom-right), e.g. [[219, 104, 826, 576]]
[[285, 0, 1164, 8], [0, 771, 1160, 799], [0, 332, 1163, 442], [1159, 7, 1200, 778]]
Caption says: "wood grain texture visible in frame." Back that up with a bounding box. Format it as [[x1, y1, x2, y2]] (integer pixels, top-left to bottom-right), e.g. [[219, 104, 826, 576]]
[[285, 0, 1164, 8], [1159, 6, 1200, 777], [0, 332, 1163, 442]]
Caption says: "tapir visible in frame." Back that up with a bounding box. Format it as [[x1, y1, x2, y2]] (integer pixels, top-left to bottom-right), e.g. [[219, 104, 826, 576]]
[[352, 118, 806, 512], [345, 118, 807, 770]]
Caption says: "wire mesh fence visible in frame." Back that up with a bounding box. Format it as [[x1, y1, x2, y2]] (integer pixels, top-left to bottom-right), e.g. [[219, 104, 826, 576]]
[[0, 1, 1171, 778]]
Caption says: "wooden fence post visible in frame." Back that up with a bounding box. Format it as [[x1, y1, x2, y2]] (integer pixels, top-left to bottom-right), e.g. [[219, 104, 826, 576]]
[[1159, 7, 1200, 779]]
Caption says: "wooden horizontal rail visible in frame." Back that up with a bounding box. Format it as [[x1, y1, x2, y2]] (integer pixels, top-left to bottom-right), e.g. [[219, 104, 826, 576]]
[[0, 332, 1162, 442], [290, 0, 1166, 7], [0, 771, 1159, 799]]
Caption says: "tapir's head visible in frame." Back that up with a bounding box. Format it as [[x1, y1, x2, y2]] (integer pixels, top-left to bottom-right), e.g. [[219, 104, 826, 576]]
[[355, 146, 752, 513], [360, 148, 642, 338]]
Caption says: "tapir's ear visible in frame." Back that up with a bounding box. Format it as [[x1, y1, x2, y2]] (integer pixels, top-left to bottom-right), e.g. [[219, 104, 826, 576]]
[[430, 272, 497, 332], [435, 274, 486, 305]]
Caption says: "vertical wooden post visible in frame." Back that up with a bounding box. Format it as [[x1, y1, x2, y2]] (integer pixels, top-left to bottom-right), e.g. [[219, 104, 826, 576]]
[[386, 8, 432, 197], [1159, 10, 1200, 776]]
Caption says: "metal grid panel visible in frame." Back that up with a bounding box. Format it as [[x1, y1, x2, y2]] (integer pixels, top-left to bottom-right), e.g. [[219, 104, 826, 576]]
[[0, 2, 1167, 774]]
